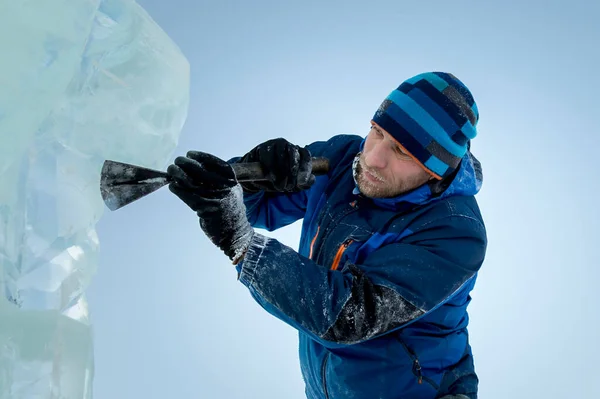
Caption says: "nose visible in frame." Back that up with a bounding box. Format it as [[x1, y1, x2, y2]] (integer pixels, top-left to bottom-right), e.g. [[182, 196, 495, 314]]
[[364, 140, 389, 169]]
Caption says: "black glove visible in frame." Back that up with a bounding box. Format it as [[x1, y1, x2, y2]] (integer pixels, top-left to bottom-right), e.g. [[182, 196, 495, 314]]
[[167, 151, 254, 264], [237, 138, 315, 193]]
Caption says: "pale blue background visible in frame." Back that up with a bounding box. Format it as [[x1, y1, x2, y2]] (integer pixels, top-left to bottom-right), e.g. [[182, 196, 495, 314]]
[[87, 1, 600, 398]]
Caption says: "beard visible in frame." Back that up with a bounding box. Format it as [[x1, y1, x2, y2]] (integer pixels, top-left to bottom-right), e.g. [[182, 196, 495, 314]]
[[354, 155, 429, 198]]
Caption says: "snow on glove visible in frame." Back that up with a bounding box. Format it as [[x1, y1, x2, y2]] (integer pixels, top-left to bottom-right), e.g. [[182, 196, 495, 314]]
[[167, 151, 254, 264], [237, 138, 315, 193]]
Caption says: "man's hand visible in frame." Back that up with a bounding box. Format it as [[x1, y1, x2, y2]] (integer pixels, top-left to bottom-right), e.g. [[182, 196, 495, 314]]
[[237, 138, 315, 193], [167, 151, 254, 264]]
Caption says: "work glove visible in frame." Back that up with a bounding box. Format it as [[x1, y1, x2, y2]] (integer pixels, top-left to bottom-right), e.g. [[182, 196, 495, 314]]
[[167, 151, 254, 264], [237, 138, 315, 193]]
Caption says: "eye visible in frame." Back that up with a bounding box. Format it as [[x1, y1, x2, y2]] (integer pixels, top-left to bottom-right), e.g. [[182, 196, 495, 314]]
[[394, 145, 412, 159], [372, 127, 383, 137]]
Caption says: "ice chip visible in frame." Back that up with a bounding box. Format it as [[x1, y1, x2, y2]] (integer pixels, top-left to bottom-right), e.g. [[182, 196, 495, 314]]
[[0, 0, 190, 397]]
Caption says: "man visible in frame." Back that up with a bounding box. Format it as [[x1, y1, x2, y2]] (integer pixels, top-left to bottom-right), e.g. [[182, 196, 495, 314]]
[[167, 71, 487, 399]]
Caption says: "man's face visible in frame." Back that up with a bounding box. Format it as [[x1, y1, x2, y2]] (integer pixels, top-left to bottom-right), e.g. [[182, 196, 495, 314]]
[[355, 123, 434, 198]]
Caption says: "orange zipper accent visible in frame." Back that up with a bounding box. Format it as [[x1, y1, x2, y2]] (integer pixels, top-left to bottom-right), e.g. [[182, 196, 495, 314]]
[[309, 226, 320, 260], [331, 240, 353, 270]]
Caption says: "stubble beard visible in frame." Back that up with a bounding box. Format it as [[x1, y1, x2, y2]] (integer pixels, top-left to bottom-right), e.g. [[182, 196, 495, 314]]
[[355, 156, 428, 198]]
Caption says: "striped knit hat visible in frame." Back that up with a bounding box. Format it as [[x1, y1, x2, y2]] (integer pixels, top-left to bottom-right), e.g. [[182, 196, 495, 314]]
[[372, 72, 479, 180]]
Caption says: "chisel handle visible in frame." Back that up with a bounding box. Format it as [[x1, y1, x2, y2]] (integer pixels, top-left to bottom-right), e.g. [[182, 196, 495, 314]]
[[233, 157, 329, 181]]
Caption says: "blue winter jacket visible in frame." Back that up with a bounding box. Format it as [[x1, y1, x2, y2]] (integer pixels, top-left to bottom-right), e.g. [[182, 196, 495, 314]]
[[234, 134, 487, 399]]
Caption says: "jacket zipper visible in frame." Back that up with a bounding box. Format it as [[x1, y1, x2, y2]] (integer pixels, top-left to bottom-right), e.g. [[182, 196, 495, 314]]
[[330, 239, 353, 270], [309, 226, 320, 260], [413, 358, 424, 385], [313, 203, 359, 265], [321, 352, 330, 399], [397, 337, 439, 390]]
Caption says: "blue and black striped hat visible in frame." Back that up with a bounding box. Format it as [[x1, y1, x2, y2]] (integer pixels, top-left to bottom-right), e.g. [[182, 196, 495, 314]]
[[372, 72, 479, 180]]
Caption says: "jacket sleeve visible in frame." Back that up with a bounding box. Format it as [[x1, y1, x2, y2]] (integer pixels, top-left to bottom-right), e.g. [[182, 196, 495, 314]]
[[237, 214, 487, 347], [241, 190, 309, 232]]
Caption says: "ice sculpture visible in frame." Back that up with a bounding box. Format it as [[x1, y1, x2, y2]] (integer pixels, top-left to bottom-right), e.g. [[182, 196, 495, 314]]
[[0, 0, 190, 397]]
